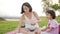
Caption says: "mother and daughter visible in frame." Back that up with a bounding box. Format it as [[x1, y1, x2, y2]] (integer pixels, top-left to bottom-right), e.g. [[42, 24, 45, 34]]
[[5, 2, 58, 34]]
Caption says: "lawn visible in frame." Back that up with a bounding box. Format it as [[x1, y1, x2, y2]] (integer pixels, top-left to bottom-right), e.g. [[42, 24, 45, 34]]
[[0, 17, 60, 34]]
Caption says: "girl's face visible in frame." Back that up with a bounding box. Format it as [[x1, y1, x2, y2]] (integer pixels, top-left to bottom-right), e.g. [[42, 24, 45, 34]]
[[46, 13, 52, 20], [23, 6, 30, 13]]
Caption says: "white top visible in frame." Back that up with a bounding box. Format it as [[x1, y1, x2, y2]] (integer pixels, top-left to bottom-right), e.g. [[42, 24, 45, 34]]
[[24, 13, 39, 29]]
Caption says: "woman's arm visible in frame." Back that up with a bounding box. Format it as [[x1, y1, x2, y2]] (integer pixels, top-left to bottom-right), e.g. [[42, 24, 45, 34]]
[[33, 11, 41, 23], [18, 15, 24, 33]]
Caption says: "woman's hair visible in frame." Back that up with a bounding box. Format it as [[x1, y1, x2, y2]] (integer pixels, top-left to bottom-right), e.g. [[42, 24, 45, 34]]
[[46, 10, 56, 19], [21, 2, 32, 14]]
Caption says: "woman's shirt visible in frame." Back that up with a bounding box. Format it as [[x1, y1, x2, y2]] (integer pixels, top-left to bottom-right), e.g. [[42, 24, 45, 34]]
[[24, 13, 39, 29]]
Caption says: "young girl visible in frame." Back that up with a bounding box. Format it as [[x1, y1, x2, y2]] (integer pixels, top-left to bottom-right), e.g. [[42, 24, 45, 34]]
[[41, 10, 58, 34]]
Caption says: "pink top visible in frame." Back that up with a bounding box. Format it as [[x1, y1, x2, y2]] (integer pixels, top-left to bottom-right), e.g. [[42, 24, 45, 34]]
[[48, 19, 58, 34]]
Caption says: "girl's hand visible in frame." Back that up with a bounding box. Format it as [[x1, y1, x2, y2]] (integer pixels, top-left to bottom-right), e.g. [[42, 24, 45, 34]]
[[41, 26, 47, 31], [41, 29, 46, 31], [46, 29, 51, 32]]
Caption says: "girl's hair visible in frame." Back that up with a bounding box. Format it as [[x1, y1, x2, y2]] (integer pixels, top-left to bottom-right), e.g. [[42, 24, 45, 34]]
[[46, 10, 56, 19], [21, 2, 32, 14]]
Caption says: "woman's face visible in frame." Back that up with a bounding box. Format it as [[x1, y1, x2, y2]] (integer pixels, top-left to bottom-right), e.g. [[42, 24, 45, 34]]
[[23, 6, 30, 13], [46, 13, 52, 19]]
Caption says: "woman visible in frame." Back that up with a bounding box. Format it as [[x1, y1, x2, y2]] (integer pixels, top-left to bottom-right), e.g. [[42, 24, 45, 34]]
[[5, 2, 41, 34], [17, 2, 41, 34]]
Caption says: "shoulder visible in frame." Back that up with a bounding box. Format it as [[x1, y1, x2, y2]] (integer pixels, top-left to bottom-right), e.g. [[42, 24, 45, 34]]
[[33, 11, 37, 14], [33, 11, 38, 15], [20, 14, 25, 20], [50, 20, 58, 25]]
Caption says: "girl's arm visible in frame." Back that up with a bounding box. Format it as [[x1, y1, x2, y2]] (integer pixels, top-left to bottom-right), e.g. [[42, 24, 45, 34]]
[[41, 26, 53, 32], [46, 21, 58, 32], [33, 11, 41, 23], [18, 15, 24, 33], [46, 27, 54, 32], [41, 26, 48, 31]]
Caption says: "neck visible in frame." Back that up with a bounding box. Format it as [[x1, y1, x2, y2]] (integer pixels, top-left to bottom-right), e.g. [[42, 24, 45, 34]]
[[49, 18, 54, 21], [25, 12, 31, 14]]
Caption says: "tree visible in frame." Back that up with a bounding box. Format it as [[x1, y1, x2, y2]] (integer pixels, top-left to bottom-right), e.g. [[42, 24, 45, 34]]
[[51, 0, 60, 16], [59, 0, 60, 3], [59, 0, 60, 6], [42, 0, 53, 12], [51, 4, 60, 10]]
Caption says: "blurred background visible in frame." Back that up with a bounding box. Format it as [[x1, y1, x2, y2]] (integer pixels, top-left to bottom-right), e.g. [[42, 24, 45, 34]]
[[0, 0, 60, 34]]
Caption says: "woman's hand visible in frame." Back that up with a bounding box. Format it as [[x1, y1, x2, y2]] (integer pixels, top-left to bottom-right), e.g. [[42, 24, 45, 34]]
[[31, 20, 38, 26], [33, 20, 38, 23], [31, 22, 36, 26]]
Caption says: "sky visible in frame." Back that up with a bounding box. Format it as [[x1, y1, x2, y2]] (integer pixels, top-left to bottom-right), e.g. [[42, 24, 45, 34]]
[[0, 0, 59, 17]]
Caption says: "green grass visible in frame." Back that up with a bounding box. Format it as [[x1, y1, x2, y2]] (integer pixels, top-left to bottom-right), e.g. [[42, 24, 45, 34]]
[[0, 21, 18, 34], [56, 16, 60, 23], [0, 17, 60, 34]]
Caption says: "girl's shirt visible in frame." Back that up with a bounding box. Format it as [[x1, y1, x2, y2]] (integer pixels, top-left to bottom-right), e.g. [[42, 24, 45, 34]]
[[48, 19, 58, 34]]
